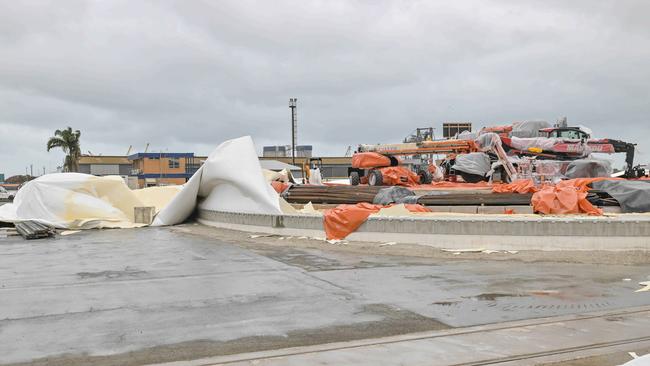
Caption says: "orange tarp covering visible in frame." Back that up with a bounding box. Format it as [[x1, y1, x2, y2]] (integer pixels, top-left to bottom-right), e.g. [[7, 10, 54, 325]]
[[530, 178, 621, 215], [324, 202, 430, 240], [492, 179, 538, 194], [351, 152, 392, 169], [418, 181, 492, 189], [491, 178, 618, 215], [378, 166, 420, 186], [270, 181, 289, 193], [531, 185, 601, 215]]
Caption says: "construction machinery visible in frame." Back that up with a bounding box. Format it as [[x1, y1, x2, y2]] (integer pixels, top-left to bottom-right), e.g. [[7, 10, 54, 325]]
[[349, 139, 481, 186], [495, 125, 639, 178]]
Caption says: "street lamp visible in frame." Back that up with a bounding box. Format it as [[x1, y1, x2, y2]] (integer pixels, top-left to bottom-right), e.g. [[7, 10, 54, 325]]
[[289, 98, 297, 166]]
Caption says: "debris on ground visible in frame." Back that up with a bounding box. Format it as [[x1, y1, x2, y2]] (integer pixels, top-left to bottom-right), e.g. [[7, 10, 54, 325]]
[[60, 230, 81, 236], [15, 221, 55, 240], [635, 281, 650, 292], [441, 248, 485, 253]]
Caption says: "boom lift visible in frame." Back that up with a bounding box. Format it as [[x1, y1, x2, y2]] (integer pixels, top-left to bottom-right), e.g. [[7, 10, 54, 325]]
[[349, 139, 503, 186]]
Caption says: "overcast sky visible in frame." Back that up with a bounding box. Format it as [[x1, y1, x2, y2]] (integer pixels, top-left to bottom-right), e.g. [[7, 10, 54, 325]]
[[1, 0, 649, 176]]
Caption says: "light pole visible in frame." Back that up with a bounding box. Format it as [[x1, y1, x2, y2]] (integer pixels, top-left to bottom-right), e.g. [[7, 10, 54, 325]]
[[289, 98, 298, 166]]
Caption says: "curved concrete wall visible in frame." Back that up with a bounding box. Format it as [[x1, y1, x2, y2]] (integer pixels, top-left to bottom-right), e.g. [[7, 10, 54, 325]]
[[197, 209, 650, 251]]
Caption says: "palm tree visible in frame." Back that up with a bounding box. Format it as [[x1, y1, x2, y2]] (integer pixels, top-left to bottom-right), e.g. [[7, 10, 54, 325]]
[[46, 127, 81, 172]]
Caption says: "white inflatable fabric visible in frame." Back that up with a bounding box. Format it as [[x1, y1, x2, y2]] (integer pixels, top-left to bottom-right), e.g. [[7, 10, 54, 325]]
[[0, 174, 181, 229], [152, 135, 282, 226], [0, 136, 282, 228]]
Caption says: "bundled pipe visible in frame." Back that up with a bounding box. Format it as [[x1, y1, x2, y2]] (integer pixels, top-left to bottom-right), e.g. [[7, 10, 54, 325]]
[[284, 185, 383, 204], [417, 193, 532, 206]]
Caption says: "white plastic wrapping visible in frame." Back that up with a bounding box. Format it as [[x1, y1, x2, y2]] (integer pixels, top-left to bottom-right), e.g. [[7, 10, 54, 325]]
[[0, 174, 181, 229], [456, 130, 478, 140], [452, 152, 492, 176], [510, 120, 551, 138], [509, 136, 561, 151], [0, 136, 282, 228], [475, 133, 501, 152]]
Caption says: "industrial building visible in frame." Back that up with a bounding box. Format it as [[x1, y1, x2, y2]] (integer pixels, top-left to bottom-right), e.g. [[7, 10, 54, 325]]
[[128, 152, 202, 188], [263, 145, 313, 158], [78, 156, 132, 176], [77, 149, 351, 187], [258, 156, 351, 179]]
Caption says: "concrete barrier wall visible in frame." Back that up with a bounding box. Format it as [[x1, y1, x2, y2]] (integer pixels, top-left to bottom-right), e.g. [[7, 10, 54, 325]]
[[197, 209, 650, 251]]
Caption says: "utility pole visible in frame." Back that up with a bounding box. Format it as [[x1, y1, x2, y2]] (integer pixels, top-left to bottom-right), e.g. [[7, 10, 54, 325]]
[[30, 164, 33, 177], [289, 98, 297, 166]]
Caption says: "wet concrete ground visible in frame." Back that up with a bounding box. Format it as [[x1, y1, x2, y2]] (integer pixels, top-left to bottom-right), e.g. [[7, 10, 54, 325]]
[[0, 226, 648, 365]]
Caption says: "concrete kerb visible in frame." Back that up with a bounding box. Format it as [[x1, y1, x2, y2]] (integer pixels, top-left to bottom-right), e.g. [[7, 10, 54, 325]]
[[197, 209, 650, 251]]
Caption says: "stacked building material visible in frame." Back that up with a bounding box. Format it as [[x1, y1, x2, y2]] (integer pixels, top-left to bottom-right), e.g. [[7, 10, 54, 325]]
[[417, 193, 532, 206], [284, 185, 534, 206], [284, 185, 383, 204], [15, 221, 55, 240]]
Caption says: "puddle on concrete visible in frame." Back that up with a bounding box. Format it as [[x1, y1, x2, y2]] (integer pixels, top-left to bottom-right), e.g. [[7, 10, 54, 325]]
[[471, 293, 527, 301], [17, 303, 450, 366], [431, 301, 460, 306], [76, 267, 148, 279]]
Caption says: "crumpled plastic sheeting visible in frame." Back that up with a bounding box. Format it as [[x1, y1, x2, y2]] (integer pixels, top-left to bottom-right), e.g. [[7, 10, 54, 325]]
[[475, 132, 501, 151], [457, 130, 478, 140], [592, 180, 650, 213], [324, 202, 430, 239], [565, 159, 612, 179], [0, 136, 283, 229], [0, 174, 181, 229], [531, 179, 604, 215], [509, 136, 565, 152], [156, 136, 282, 225], [510, 120, 551, 138], [373, 186, 418, 205], [452, 152, 491, 176], [532, 185, 601, 215]]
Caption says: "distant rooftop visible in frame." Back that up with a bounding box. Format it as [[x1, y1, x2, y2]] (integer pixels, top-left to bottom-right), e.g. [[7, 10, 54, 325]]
[[128, 152, 194, 160], [259, 160, 301, 171]]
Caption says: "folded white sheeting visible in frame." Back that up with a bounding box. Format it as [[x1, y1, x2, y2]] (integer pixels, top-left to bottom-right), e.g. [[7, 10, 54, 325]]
[[0, 136, 282, 229]]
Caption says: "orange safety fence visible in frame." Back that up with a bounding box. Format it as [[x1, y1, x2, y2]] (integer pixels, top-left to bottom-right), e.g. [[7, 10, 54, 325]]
[[324, 202, 430, 240], [351, 152, 393, 169]]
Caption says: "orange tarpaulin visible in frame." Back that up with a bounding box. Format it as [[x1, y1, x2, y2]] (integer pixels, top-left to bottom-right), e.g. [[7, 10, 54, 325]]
[[378, 166, 420, 186], [529, 178, 621, 215], [324, 202, 430, 240], [351, 152, 392, 169], [492, 179, 539, 194], [492, 178, 615, 215], [531, 185, 601, 215], [270, 181, 289, 193], [417, 181, 492, 189]]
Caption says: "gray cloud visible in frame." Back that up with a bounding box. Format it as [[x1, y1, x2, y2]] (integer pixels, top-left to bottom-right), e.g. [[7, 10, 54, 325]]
[[0, 0, 649, 176]]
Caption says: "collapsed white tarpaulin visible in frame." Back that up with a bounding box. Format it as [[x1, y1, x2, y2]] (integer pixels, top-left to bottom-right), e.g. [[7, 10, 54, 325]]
[[0, 136, 282, 229], [0, 174, 181, 229], [153, 136, 282, 225]]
